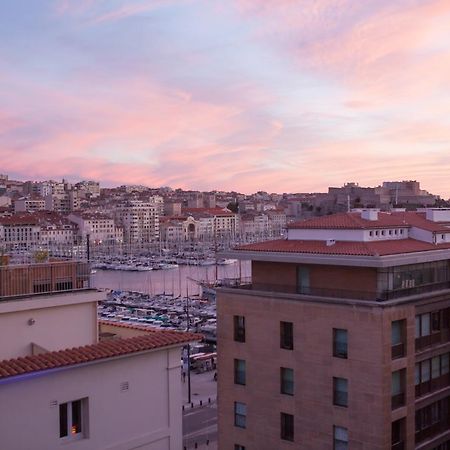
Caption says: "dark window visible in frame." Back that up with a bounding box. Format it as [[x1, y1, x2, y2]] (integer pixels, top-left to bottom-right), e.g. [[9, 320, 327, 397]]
[[392, 418, 405, 450], [234, 359, 246, 385], [59, 403, 68, 438], [234, 316, 245, 342], [415, 353, 450, 397], [59, 398, 86, 440], [391, 320, 406, 359], [280, 368, 294, 395], [334, 426, 348, 450], [392, 370, 406, 409], [281, 413, 294, 441], [333, 329, 348, 358], [280, 321, 293, 350], [234, 402, 246, 428], [234, 446, 246, 450], [333, 377, 348, 407]]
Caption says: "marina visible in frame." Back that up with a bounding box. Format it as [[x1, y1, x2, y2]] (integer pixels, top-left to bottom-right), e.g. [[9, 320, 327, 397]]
[[94, 260, 251, 343]]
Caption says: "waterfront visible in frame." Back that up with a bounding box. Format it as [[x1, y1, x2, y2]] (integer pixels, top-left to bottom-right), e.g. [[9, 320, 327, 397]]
[[92, 260, 251, 297]]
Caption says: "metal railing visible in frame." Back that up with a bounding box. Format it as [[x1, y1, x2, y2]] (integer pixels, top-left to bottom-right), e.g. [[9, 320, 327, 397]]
[[0, 261, 91, 300], [223, 279, 450, 302]]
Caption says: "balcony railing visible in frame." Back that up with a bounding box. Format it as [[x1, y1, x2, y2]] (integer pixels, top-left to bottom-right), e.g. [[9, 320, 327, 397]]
[[0, 261, 91, 300], [416, 374, 450, 398], [392, 392, 405, 410], [416, 420, 450, 444], [224, 279, 450, 302], [416, 331, 450, 352], [392, 343, 405, 359], [391, 442, 405, 450]]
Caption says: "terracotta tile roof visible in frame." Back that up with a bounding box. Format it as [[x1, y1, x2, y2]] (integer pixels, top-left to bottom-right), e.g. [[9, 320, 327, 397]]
[[235, 238, 450, 257], [0, 330, 200, 380], [288, 211, 450, 233], [288, 212, 408, 230]]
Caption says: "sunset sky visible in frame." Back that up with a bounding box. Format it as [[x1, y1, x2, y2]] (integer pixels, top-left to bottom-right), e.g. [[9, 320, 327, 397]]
[[1, 0, 450, 196]]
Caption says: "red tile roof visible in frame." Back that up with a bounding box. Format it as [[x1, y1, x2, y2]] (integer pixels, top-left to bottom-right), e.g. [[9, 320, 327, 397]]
[[288, 212, 408, 230], [235, 238, 450, 257], [0, 330, 200, 380]]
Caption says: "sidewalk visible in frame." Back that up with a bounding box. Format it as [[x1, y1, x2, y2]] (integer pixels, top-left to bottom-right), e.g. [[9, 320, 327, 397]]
[[182, 370, 218, 407]]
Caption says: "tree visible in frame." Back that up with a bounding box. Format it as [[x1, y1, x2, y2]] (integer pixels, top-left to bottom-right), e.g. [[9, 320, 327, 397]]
[[227, 201, 239, 213]]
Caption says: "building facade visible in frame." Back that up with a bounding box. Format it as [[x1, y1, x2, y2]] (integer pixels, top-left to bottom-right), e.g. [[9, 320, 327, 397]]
[[0, 261, 198, 450], [217, 208, 450, 450]]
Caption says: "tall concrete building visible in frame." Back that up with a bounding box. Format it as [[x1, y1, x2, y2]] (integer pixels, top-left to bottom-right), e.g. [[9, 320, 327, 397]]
[[115, 200, 159, 244], [217, 208, 450, 450]]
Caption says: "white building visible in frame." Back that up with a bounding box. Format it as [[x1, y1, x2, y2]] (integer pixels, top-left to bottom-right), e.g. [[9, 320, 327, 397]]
[[0, 261, 198, 450], [68, 212, 123, 244], [115, 200, 159, 244]]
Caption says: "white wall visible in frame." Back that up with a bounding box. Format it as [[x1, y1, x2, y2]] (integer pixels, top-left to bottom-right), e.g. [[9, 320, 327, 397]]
[[287, 228, 366, 241], [409, 226, 434, 243], [0, 347, 183, 450], [0, 291, 102, 359]]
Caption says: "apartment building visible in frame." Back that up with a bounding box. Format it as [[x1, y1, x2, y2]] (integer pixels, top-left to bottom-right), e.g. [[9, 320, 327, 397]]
[[217, 208, 450, 450], [0, 261, 198, 450], [68, 212, 123, 244], [0, 215, 41, 249], [115, 200, 159, 244], [14, 196, 46, 213]]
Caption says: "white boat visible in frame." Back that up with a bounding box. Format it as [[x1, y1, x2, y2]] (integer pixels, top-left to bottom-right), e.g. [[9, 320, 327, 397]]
[[216, 258, 237, 265]]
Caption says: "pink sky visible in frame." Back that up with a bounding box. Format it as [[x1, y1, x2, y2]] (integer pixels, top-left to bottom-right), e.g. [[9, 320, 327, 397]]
[[1, 0, 450, 196]]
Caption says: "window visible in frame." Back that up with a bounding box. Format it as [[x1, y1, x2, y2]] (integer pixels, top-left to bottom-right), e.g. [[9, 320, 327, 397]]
[[391, 320, 406, 359], [333, 377, 348, 407], [391, 370, 405, 409], [59, 398, 87, 440], [415, 353, 450, 397], [234, 446, 246, 450], [280, 368, 294, 395], [280, 413, 294, 441], [234, 402, 246, 428], [280, 321, 293, 350], [234, 359, 246, 385], [334, 426, 348, 450], [391, 418, 405, 449], [234, 316, 245, 342], [333, 329, 348, 358]]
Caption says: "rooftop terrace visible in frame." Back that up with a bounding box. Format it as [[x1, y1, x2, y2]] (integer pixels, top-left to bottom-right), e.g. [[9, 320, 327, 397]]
[[0, 261, 91, 300]]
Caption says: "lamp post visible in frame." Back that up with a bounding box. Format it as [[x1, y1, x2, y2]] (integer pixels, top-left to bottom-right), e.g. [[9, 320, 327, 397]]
[[186, 285, 192, 404]]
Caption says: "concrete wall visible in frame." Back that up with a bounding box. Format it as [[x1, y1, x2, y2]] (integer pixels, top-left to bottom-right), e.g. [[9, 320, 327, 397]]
[[0, 347, 183, 450], [0, 290, 102, 359], [217, 290, 416, 450]]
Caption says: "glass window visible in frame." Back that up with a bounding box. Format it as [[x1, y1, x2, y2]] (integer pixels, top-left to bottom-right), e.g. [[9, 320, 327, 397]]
[[432, 357, 441, 379], [234, 359, 246, 386], [415, 364, 420, 386], [234, 402, 246, 428], [234, 316, 245, 342], [416, 315, 421, 338], [334, 426, 348, 450], [442, 354, 450, 374], [281, 368, 294, 395], [281, 413, 294, 442], [421, 361, 430, 382], [421, 313, 431, 336], [280, 321, 294, 350], [392, 370, 405, 409], [234, 446, 245, 450], [59, 399, 86, 440], [333, 329, 348, 358], [333, 377, 348, 407]]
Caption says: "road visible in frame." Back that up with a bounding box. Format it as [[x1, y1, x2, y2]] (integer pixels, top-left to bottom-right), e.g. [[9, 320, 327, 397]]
[[183, 402, 217, 449]]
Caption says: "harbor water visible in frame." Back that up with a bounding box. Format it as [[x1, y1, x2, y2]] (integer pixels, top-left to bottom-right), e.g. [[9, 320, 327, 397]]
[[92, 260, 251, 297]]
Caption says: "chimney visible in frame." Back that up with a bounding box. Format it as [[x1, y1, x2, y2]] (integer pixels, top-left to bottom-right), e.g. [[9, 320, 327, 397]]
[[361, 209, 379, 221]]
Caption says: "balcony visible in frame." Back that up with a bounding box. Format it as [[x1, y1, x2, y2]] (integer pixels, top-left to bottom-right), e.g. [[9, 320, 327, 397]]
[[416, 374, 450, 398], [416, 420, 450, 444], [224, 279, 450, 302], [416, 331, 450, 352], [0, 261, 91, 300]]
